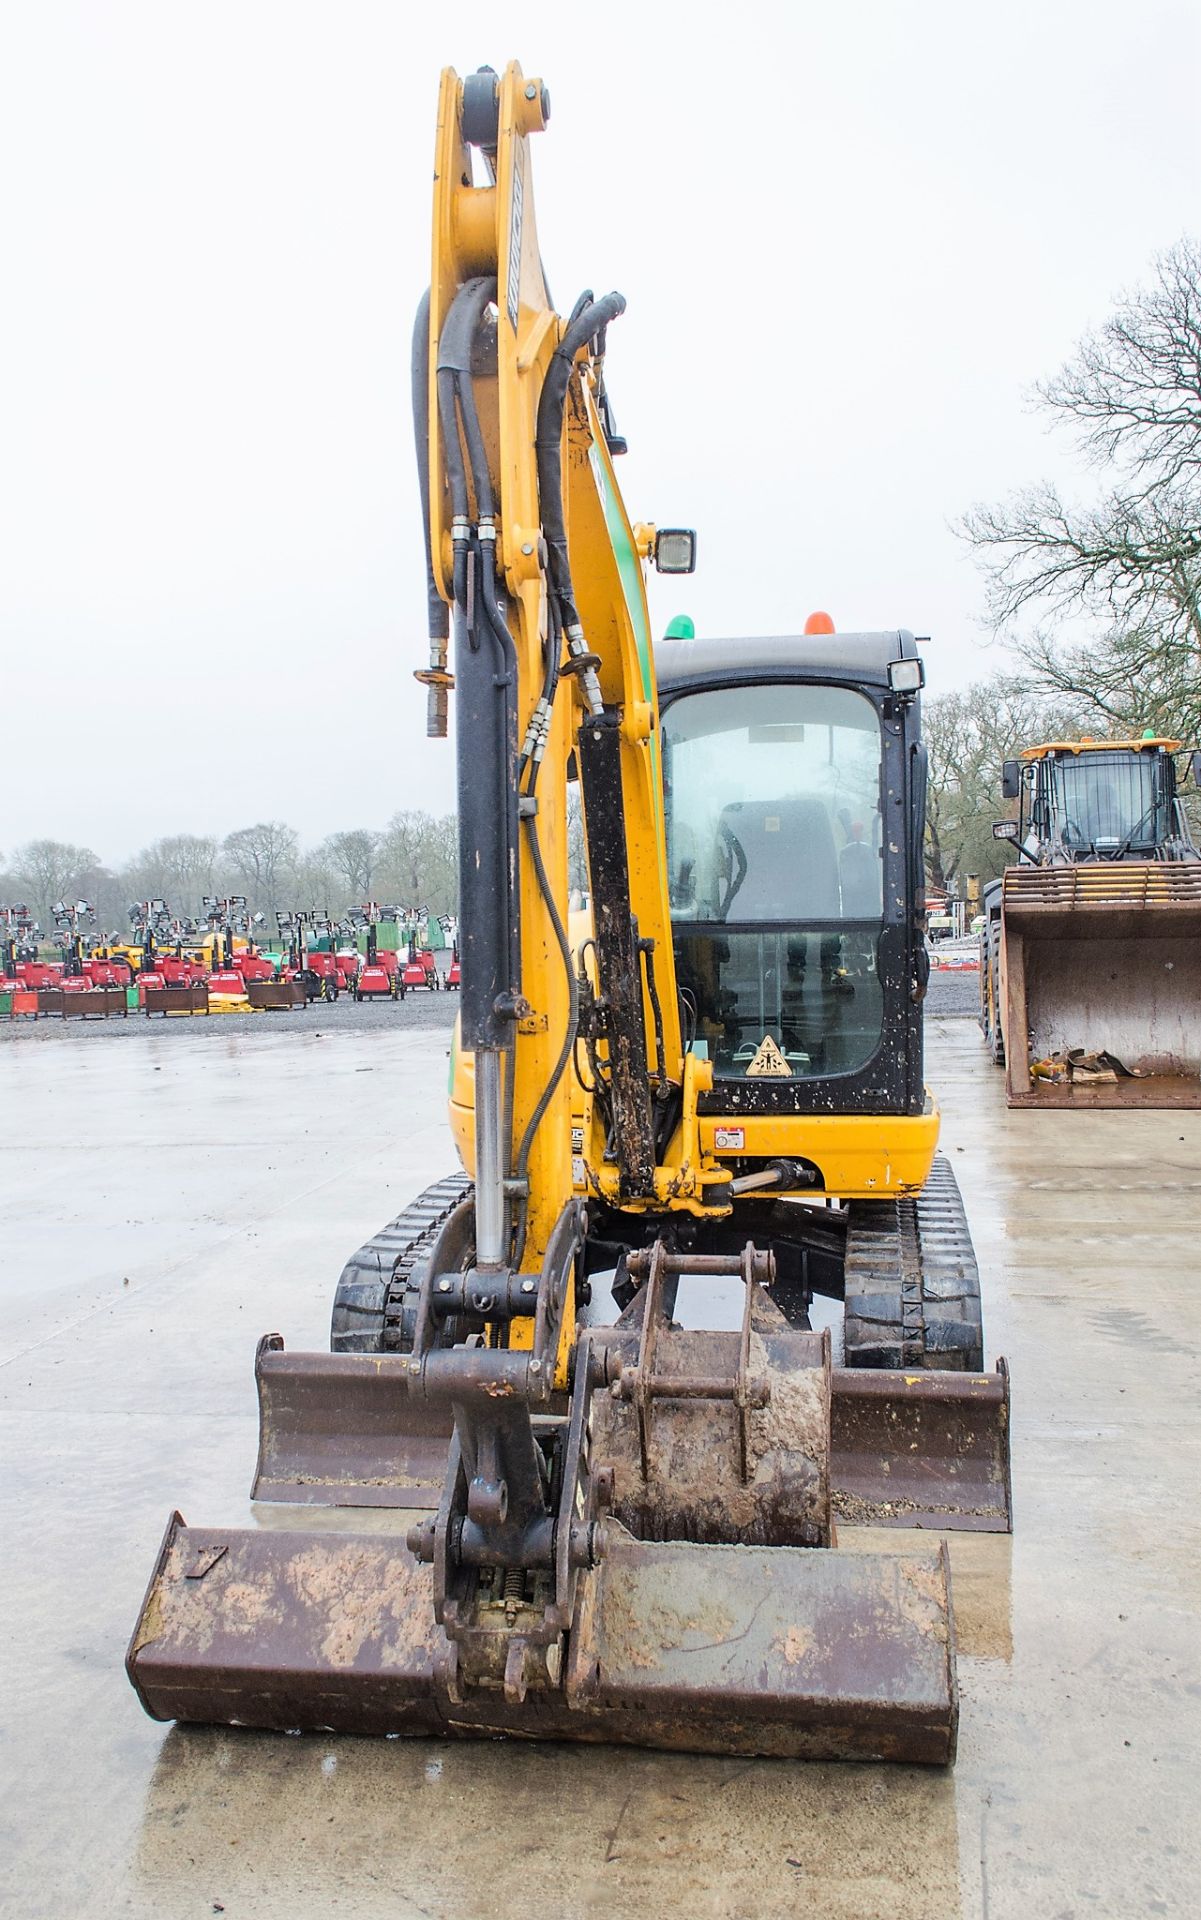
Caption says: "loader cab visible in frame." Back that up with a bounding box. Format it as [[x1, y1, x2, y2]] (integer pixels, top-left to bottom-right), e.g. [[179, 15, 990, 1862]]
[[656, 630, 928, 1117], [1011, 740, 1194, 863]]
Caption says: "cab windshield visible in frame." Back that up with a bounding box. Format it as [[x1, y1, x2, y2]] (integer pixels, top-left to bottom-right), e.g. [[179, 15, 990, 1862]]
[[662, 683, 885, 1079], [1047, 751, 1167, 854]]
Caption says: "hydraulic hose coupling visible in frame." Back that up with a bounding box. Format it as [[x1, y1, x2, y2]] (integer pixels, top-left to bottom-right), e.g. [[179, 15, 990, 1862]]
[[565, 622, 604, 717], [520, 696, 553, 765], [424, 658, 449, 738], [523, 701, 549, 763]]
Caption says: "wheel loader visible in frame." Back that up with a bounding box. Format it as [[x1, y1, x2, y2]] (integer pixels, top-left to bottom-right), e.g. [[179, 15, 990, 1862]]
[[127, 60, 1011, 1767], [981, 737, 1201, 1106]]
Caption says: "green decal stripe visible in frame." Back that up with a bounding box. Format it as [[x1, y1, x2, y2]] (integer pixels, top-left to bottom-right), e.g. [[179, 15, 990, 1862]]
[[590, 448, 653, 702], [589, 449, 665, 856]]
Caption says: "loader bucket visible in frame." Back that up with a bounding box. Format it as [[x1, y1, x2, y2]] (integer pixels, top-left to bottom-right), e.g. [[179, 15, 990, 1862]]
[[1001, 863, 1201, 1108], [128, 1513, 957, 1763]]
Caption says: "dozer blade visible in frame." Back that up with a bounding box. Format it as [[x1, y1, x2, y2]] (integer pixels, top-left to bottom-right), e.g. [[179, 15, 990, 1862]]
[[251, 1341, 1012, 1534], [127, 1513, 957, 1764], [1001, 862, 1201, 1108]]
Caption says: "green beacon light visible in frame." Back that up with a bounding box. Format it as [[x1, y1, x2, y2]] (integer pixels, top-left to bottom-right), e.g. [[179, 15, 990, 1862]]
[[664, 614, 695, 640], [1142, 727, 1157, 741]]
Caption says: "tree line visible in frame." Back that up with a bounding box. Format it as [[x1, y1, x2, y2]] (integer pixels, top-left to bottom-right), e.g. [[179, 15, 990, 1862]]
[[0, 812, 458, 936]]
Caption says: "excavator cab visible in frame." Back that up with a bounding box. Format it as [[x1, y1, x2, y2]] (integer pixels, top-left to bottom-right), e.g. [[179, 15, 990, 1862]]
[[660, 633, 927, 1118]]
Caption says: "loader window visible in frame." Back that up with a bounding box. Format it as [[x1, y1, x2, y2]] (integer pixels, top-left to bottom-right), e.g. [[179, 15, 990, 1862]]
[[1049, 751, 1167, 854], [663, 683, 886, 1078]]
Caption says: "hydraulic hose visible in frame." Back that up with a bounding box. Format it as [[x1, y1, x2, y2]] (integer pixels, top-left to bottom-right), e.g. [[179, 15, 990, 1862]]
[[534, 291, 626, 630], [449, 291, 522, 1001], [453, 359, 496, 523], [511, 799, 579, 1272], [437, 276, 497, 521], [411, 290, 448, 653], [436, 366, 470, 524]]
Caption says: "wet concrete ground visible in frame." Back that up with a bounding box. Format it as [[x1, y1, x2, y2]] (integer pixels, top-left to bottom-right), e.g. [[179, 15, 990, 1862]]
[[1, 1009, 1198, 1918]]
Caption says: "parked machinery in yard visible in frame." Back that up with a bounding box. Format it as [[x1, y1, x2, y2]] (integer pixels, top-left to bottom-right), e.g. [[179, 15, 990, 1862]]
[[50, 900, 97, 992], [981, 736, 1201, 1106], [114, 900, 174, 998], [349, 903, 404, 1001], [305, 912, 354, 1000], [398, 908, 442, 991], [1, 904, 38, 989], [200, 896, 254, 1007], [128, 61, 1010, 1767]]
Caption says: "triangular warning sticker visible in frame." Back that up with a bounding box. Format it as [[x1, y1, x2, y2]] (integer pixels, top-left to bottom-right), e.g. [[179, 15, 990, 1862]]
[[746, 1034, 792, 1078]]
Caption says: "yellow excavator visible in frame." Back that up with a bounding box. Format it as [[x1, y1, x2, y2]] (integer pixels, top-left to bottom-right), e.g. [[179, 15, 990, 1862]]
[[127, 61, 1010, 1766]]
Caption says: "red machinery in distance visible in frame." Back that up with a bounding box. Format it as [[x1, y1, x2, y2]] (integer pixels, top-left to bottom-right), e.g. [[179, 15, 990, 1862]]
[[126, 899, 177, 1000], [201, 896, 275, 997], [398, 907, 441, 991], [154, 917, 209, 990], [51, 901, 100, 993], [1, 904, 38, 990], [347, 903, 403, 1002], [277, 910, 354, 1001], [201, 896, 253, 1000]]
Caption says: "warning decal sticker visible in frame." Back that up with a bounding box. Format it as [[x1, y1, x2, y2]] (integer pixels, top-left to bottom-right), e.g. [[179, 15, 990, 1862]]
[[745, 1035, 792, 1078]]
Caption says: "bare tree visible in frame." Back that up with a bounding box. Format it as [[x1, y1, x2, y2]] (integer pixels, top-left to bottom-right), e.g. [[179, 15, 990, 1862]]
[[124, 834, 218, 919], [221, 821, 298, 918], [11, 839, 101, 928], [924, 677, 1087, 891], [290, 846, 341, 917], [960, 238, 1201, 740], [319, 829, 380, 905], [376, 811, 458, 915]]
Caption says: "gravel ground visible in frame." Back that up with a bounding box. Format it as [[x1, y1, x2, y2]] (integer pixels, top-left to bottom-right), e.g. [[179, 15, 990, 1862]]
[[927, 964, 982, 1018], [0, 986, 461, 1046]]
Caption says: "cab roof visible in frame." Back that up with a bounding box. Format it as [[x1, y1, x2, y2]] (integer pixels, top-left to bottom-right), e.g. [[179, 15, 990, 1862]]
[[1022, 738, 1181, 760], [654, 630, 921, 695]]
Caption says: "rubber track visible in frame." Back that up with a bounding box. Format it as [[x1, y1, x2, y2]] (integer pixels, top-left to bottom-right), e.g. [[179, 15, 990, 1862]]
[[843, 1154, 983, 1370], [330, 1170, 473, 1353]]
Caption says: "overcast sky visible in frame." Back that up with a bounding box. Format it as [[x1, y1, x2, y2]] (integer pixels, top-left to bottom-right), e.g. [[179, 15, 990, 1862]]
[[2, 1, 1199, 864]]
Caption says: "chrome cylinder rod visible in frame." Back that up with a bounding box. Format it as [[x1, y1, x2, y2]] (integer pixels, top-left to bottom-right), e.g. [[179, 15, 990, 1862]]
[[474, 1046, 507, 1270]]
